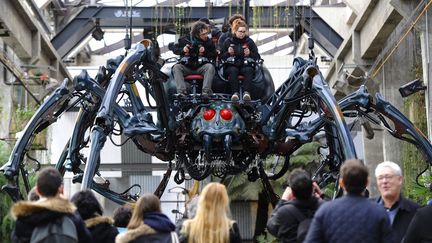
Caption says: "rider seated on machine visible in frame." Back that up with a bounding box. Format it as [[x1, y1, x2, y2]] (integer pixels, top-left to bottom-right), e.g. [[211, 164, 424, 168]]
[[220, 19, 260, 102], [198, 18, 222, 49], [172, 21, 217, 98]]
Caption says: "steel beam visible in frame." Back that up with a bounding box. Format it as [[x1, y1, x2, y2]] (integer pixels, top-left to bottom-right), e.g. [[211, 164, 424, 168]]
[[52, 5, 342, 58], [42, 162, 169, 172], [91, 33, 144, 55], [52, 6, 343, 58]]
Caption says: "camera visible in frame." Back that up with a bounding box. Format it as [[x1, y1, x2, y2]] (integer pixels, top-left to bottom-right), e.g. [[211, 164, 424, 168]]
[[399, 79, 427, 98]]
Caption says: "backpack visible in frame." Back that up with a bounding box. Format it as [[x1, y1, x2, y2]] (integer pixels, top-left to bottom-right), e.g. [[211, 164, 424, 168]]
[[288, 205, 313, 243], [30, 215, 78, 243]]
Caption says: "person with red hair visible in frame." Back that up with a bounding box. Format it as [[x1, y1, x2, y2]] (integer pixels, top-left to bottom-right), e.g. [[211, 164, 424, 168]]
[[220, 20, 260, 102]]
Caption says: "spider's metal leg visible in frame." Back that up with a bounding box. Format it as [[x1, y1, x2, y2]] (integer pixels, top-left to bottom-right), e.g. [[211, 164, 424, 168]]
[[258, 165, 279, 207], [1, 176, 24, 202], [224, 134, 232, 163], [154, 166, 173, 198], [1, 79, 71, 179], [312, 74, 357, 160], [203, 134, 212, 162], [81, 125, 107, 190], [123, 83, 158, 136]]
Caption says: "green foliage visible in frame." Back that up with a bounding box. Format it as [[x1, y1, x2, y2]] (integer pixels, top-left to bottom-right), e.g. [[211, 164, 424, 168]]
[[256, 230, 278, 243], [408, 173, 432, 205], [290, 142, 321, 166], [0, 141, 13, 242], [402, 88, 428, 204], [226, 142, 321, 200], [15, 108, 36, 123], [402, 62, 429, 204], [0, 140, 38, 242], [12, 108, 36, 132], [225, 173, 262, 200]]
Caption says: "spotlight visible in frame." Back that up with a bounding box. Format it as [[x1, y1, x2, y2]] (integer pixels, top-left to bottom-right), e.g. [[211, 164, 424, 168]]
[[92, 25, 104, 41], [399, 79, 427, 98]]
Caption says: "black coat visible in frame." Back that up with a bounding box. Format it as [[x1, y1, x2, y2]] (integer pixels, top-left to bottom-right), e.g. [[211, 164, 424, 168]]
[[172, 34, 217, 63], [374, 196, 420, 242], [403, 205, 432, 243], [217, 31, 231, 50], [11, 197, 92, 243], [267, 197, 321, 243], [305, 194, 394, 243], [178, 221, 241, 243], [220, 36, 260, 67], [85, 216, 118, 243]]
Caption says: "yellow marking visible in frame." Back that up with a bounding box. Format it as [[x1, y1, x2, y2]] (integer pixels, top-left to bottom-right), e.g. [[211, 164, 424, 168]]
[[130, 82, 140, 96], [188, 180, 200, 200], [74, 109, 84, 122], [119, 61, 128, 73]]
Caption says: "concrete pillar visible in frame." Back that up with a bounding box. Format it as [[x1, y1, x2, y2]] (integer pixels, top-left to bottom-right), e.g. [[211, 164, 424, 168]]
[[420, 9, 432, 141], [379, 28, 415, 169], [362, 5, 419, 193], [364, 125, 384, 197], [0, 41, 14, 140], [0, 67, 13, 140], [360, 4, 416, 195]]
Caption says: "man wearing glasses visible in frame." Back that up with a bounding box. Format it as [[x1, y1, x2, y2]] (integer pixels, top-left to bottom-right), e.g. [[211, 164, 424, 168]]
[[374, 161, 420, 242], [172, 21, 217, 98]]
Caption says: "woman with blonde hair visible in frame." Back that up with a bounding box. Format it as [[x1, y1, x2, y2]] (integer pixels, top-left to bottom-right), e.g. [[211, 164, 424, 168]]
[[116, 193, 177, 243], [179, 182, 241, 243]]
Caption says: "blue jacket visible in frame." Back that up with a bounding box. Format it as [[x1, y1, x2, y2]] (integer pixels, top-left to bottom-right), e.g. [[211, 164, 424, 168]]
[[143, 212, 175, 233], [304, 194, 393, 243]]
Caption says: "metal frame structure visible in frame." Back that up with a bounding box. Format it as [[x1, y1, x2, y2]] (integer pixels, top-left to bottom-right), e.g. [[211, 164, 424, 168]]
[[51, 6, 343, 58]]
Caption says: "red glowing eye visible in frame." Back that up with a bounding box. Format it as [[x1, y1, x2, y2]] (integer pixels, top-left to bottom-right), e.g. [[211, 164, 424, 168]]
[[203, 109, 216, 121], [220, 109, 233, 120]]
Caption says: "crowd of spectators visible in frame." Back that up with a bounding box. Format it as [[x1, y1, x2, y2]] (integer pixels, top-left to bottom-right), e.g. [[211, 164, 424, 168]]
[[10, 157, 428, 243]]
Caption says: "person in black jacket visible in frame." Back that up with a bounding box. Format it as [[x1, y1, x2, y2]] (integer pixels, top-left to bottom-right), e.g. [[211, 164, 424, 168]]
[[403, 205, 432, 243], [220, 19, 260, 101], [304, 160, 394, 243], [374, 161, 420, 242], [172, 21, 217, 97], [217, 14, 246, 51], [11, 167, 92, 243], [115, 193, 177, 243], [198, 18, 222, 49], [179, 182, 241, 243], [71, 190, 118, 243], [267, 168, 322, 243]]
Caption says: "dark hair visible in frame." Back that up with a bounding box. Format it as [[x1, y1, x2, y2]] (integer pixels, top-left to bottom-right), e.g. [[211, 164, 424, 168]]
[[288, 168, 313, 200], [71, 190, 103, 220], [36, 167, 63, 197], [229, 14, 246, 26], [190, 21, 210, 39], [341, 159, 368, 194], [198, 18, 210, 25], [113, 204, 133, 227]]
